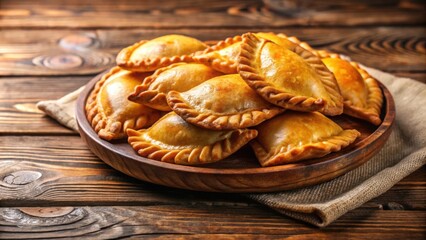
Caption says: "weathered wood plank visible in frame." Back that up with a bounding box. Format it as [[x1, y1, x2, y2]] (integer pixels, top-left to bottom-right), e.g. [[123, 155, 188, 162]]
[[0, 135, 252, 206], [391, 72, 426, 83], [0, 0, 424, 28], [0, 136, 424, 209], [0, 206, 424, 239], [0, 0, 259, 12], [0, 76, 90, 134], [2, 0, 421, 12], [0, 27, 424, 76]]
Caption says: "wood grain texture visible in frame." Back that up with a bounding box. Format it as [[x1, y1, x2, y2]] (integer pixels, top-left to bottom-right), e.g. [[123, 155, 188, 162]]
[[0, 76, 89, 134], [0, 135, 253, 206], [0, 206, 425, 239], [0, 27, 424, 77], [0, 0, 260, 11], [1, 135, 424, 209], [0, 0, 424, 28], [0, 0, 424, 237]]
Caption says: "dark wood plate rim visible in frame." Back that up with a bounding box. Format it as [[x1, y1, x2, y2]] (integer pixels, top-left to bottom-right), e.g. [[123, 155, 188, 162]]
[[76, 70, 395, 176]]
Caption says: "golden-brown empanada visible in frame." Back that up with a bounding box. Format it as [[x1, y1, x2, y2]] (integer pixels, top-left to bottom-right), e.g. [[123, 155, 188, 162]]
[[86, 67, 162, 141], [116, 34, 207, 72], [167, 74, 284, 130], [127, 112, 258, 165], [251, 111, 360, 167], [128, 63, 222, 111], [238, 33, 344, 116], [322, 57, 383, 125], [265, 34, 383, 124]]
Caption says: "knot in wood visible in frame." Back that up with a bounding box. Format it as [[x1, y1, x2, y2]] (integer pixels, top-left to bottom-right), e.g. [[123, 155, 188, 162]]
[[3, 170, 42, 185], [44, 54, 84, 70], [59, 34, 98, 50], [19, 207, 75, 218]]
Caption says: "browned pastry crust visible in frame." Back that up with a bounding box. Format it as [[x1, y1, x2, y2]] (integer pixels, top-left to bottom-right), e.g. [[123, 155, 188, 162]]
[[85, 67, 162, 141], [267, 35, 383, 125], [167, 74, 284, 130], [127, 112, 258, 165], [191, 32, 302, 74], [238, 33, 344, 116], [116, 35, 207, 72], [128, 63, 222, 111], [320, 54, 383, 125], [251, 111, 361, 167]]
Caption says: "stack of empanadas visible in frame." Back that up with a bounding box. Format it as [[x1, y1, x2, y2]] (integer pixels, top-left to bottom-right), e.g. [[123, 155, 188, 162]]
[[85, 33, 383, 167]]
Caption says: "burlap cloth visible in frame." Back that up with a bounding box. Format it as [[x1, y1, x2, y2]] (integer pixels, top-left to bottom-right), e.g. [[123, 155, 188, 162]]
[[37, 67, 426, 227]]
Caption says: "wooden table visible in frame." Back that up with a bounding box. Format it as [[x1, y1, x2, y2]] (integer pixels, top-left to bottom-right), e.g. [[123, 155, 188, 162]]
[[1, 0, 425, 239]]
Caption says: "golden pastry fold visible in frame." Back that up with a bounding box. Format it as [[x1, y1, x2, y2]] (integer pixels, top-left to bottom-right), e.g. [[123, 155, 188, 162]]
[[128, 63, 222, 111], [192, 32, 300, 74], [167, 74, 284, 130], [117, 34, 207, 72], [85, 67, 162, 141], [322, 57, 383, 125], [127, 112, 258, 165], [251, 111, 360, 167], [238, 33, 344, 116]]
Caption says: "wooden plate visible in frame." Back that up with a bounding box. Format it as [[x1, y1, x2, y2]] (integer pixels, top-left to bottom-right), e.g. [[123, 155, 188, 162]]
[[76, 71, 395, 193]]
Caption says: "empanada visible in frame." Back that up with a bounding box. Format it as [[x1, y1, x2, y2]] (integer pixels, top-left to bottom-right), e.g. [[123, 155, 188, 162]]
[[167, 74, 284, 130], [128, 63, 222, 111], [238, 33, 344, 116], [251, 111, 360, 167], [261, 34, 383, 124], [116, 34, 207, 72], [322, 57, 383, 125], [127, 112, 258, 165], [86, 67, 162, 141]]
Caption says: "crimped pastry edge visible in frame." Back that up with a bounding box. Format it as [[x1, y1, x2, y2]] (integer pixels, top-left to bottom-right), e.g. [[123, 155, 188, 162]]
[[85, 67, 161, 141], [127, 128, 258, 165], [238, 33, 344, 115]]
